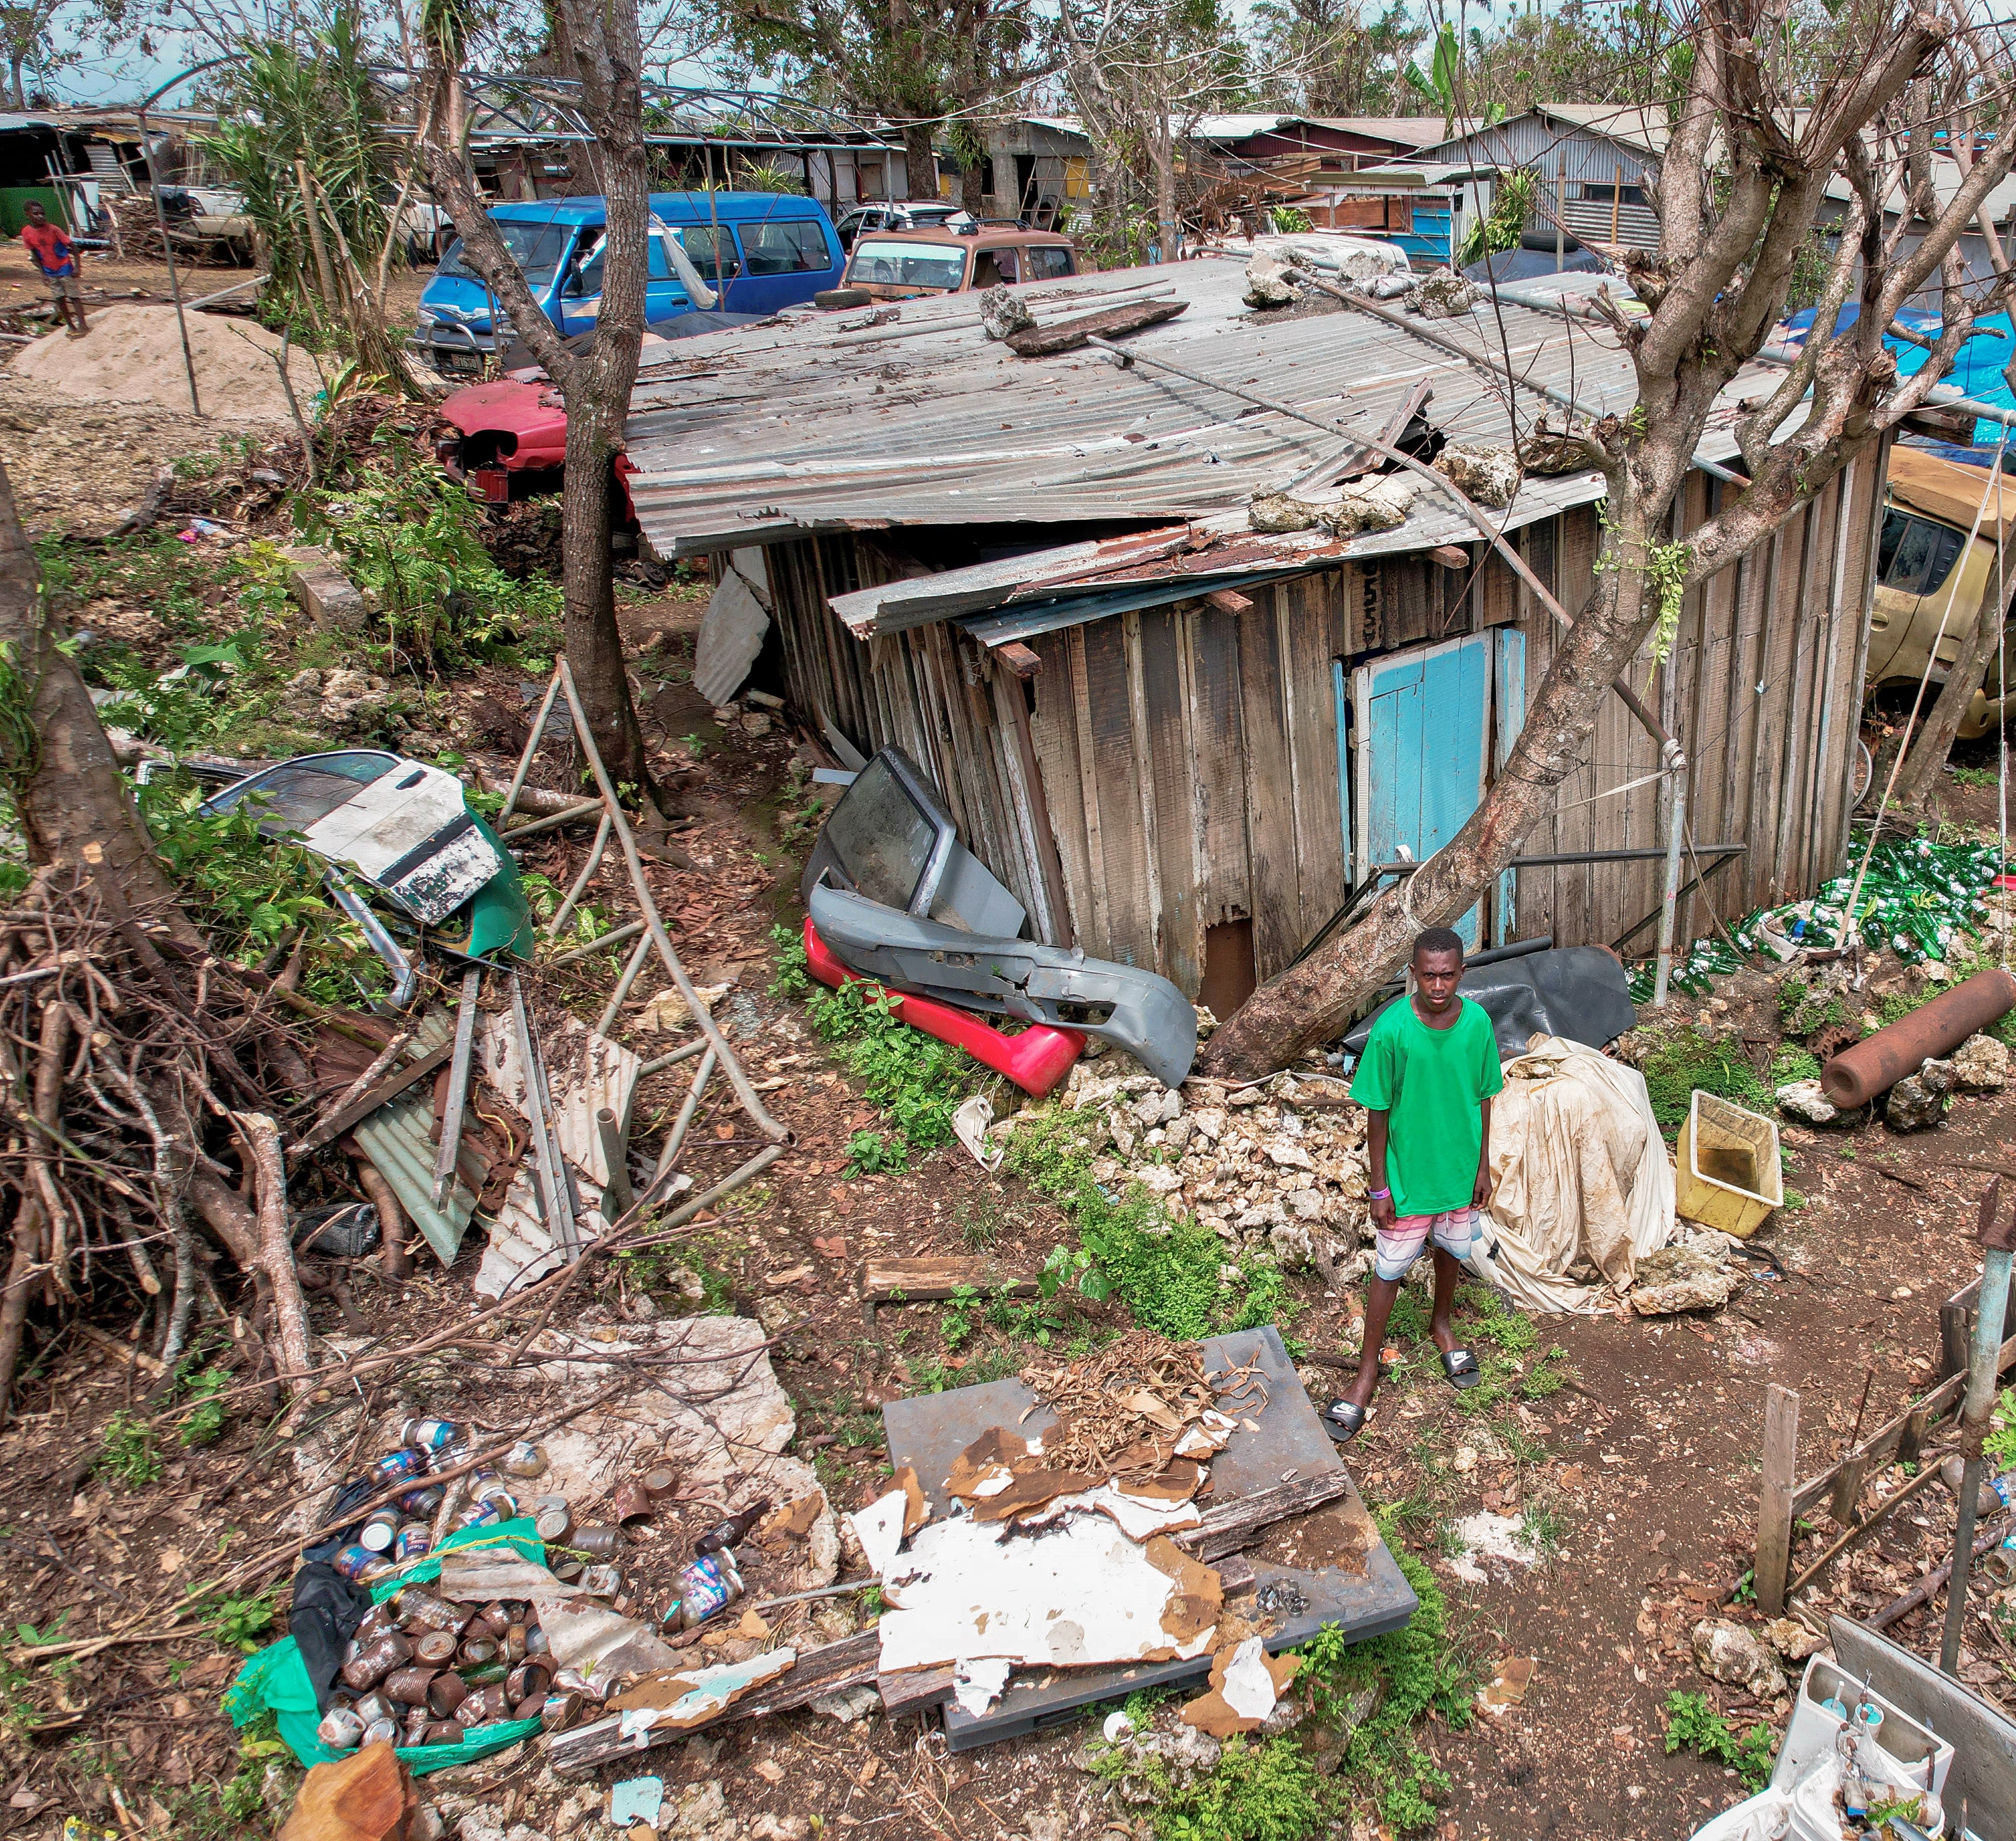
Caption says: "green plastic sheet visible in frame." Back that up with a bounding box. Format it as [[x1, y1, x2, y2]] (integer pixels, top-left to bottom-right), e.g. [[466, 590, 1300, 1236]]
[[225, 1521, 548, 1776]]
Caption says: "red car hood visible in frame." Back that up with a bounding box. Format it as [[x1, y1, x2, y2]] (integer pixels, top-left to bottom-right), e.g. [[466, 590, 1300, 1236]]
[[439, 378, 568, 471]]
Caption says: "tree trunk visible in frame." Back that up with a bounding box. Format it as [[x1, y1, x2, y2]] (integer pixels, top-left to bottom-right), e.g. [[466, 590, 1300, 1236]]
[[561, 404, 652, 795], [1152, 112, 1178, 261], [961, 158, 985, 215], [0, 456, 185, 923], [1199, 503, 1663, 1078], [1891, 563, 2016, 813], [416, 8, 658, 809], [903, 124, 937, 201]]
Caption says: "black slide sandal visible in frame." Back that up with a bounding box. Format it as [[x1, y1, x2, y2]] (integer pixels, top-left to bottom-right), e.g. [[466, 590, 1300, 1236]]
[[1319, 1400, 1368, 1445], [1441, 1348, 1483, 1389]]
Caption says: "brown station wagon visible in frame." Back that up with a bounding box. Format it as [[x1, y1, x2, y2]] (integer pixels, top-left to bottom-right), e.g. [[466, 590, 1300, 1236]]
[[837, 227, 1093, 300]]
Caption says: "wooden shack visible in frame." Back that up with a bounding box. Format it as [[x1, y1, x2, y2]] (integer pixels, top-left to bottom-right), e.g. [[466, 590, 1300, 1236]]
[[623, 262, 1886, 1015]]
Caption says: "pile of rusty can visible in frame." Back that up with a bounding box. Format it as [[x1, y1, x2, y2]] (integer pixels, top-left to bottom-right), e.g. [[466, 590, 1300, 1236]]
[[315, 1585, 561, 1752], [328, 1420, 549, 1587]]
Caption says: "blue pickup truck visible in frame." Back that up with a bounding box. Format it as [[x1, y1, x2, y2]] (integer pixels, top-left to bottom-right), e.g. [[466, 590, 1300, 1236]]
[[411, 190, 844, 372]]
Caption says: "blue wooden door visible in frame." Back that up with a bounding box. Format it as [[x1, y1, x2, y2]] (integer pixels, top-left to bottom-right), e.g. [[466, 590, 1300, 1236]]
[[1346, 634, 1495, 947]]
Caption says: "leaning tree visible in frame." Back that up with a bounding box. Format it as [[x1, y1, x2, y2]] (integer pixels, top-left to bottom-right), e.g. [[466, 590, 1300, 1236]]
[[1201, 0, 2016, 1077]]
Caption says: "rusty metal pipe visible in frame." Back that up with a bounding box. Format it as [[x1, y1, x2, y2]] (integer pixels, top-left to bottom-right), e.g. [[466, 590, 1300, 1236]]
[[1819, 968, 2016, 1108]]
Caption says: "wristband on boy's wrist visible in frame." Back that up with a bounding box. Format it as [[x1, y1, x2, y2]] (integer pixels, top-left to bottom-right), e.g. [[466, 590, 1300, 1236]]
[[1368, 1187, 1391, 1200]]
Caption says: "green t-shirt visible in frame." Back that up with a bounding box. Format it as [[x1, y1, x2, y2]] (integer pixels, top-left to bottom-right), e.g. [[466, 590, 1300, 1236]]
[[1348, 995, 1504, 1218]]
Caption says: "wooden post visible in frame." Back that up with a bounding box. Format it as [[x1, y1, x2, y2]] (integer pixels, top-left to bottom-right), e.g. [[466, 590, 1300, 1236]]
[[1942, 1299, 1971, 1380], [1828, 1454, 1868, 1528], [1611, 163, 1623, 244], [1898, 1404, 1931, 1468], [1756, 1383, 1799, 1616]]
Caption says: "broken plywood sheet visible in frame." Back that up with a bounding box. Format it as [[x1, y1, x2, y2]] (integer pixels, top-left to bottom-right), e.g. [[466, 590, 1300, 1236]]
[[877, 1515, 1222, 1673], [1180, 1636, 1305, 1737], [882, 1326, 1421, 1751]]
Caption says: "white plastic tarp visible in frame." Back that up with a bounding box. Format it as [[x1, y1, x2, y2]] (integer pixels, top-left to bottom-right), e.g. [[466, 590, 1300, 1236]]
[[1464, 1034, 1675, 1315]]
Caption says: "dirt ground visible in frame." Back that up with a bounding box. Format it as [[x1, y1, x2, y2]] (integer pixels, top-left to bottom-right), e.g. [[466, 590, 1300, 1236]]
[[3, 376, 2015, 1841]]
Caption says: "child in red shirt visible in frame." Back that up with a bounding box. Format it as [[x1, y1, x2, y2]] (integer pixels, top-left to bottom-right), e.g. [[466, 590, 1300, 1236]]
[[20, 203, 86, 338]]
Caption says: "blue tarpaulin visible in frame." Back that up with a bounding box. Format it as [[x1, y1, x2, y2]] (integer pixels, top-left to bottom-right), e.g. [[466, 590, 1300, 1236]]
[[1780, 304, 2015, 447]]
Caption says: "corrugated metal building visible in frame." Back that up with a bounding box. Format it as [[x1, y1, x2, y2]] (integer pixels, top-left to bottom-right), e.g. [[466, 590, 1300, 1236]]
[[623, 259, 1885, 1015], [1402, 103, 1666, 250]]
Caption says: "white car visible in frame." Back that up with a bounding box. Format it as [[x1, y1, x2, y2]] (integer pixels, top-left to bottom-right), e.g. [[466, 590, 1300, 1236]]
[[833, 201, 971, 250]]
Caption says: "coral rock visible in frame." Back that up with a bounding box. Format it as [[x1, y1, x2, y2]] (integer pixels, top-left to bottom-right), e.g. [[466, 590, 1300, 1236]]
[[1689, 1619, 1786, 1699]]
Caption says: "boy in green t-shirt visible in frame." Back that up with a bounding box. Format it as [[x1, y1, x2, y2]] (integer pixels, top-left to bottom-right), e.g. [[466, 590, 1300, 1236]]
[[1319, 927, 1503, 1446]]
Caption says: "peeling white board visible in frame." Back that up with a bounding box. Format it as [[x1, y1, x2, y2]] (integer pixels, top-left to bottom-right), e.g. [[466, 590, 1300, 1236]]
[[878, 1515, 1217, 1673]]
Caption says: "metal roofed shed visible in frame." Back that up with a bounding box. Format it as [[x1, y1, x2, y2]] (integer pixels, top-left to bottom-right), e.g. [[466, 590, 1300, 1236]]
[[629, 256, 1892, 1022]]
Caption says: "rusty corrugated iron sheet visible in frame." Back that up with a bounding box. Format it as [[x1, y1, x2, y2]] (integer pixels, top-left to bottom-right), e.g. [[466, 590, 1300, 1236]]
[[621, 256, 1763, 592]]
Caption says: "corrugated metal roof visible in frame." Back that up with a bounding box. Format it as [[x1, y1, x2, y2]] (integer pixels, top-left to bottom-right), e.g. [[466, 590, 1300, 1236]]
[[623, 253, 1769, 591]]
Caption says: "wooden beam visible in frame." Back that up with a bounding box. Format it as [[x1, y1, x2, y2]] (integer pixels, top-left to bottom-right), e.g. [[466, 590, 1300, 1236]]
[[1179, 1471, 1353, 1561], [1428, 544, 1471, 570], [1004, 296, 1188, 357], [546, 1632, 881, 1775], [1755, 1384, 1799, 1617], [878, 1664, 955, 1718], [296, 1037, 459, 1154], [996, 641, 1043, 679], [1202, 588, 1254, 616], [861, 1257, 1037, 1306]]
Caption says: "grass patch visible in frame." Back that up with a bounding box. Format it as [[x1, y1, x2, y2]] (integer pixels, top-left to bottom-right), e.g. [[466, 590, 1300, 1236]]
[[771, 925, 974, 1170], [1663, 1689, 1776, 1790], [1636, 1027, 1773, 1135], [1307, 1546, 1472, 1830], [1004, 1106, 1293, 1340], [1095, 1549, 1468, 1836], [153, 1708, 293, 1838]]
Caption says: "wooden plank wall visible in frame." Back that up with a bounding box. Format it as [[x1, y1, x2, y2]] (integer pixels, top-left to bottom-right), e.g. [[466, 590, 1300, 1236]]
[[1513, 453, 1878, 953], [760, 450, 1882, 997], [765, 534, 1071, 945], [1026, 577, 1349, 992]]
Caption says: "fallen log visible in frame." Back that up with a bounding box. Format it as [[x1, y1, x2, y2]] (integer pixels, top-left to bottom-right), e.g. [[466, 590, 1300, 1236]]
[[1005, 297, 1187, 357]]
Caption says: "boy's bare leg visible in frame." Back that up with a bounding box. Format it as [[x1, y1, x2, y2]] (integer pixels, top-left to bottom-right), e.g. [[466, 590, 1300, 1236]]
[[1427, 1247, 1463, 1357], [1340, 1272, 1403, 1412]]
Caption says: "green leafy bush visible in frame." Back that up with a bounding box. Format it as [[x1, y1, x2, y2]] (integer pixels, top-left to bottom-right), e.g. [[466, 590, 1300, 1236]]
[[302, 431, 561, 668], [97, 1410, 161, 1488], [1152, 1736, 1329, 1841], [139, 782, 388, 1008], [771, 925, 974, 1170], [1302, 1547, 1470, 1830], [1663, 1690, 1776, 1789]]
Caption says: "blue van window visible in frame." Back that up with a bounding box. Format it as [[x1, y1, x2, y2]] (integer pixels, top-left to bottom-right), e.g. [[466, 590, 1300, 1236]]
[[676, 225, 739, 280], [739, 220, 830, 275], [439, 223, 571, 287]]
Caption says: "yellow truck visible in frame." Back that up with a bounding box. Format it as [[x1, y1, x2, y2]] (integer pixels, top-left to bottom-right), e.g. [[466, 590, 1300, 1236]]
[[1866, 445, 2016, 738]]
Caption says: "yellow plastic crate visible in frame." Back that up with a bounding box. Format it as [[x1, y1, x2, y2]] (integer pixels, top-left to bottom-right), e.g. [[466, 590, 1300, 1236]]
[[1674, 1090, 1782, 1238]]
